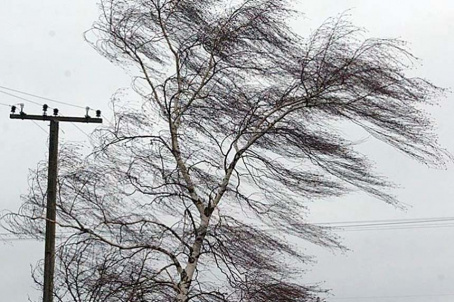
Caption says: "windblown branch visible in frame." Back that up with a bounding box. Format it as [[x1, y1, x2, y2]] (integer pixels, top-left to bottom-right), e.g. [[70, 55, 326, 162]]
[[2, 1, 449, 302]]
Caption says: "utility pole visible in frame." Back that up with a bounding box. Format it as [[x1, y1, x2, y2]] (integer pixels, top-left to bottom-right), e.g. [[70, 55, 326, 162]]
[[10, 104, 102, 302]]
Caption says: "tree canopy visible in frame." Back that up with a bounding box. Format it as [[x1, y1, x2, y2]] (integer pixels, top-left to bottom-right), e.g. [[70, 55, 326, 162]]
[[2, 0, 449, 301]]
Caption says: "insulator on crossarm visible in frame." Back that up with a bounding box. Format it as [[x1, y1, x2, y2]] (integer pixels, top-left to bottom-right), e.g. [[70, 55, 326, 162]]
[[96, 110, 101, 118], [11, 105, 16, 114], [53, 108, 59, 116], [43, 104, 48, 116]]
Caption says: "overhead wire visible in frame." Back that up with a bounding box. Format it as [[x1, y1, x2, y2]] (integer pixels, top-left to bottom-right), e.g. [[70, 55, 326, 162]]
[[0, 84, 114, 127], [1, 93, 49, 134], [70, 122, 96, 144], [31, 120, 48, 134], [0, 90, 44, 107], [318, 216, 454, 232], [330, 292, 454, 300], [337, 224, 454, 232], [0, 87, 103, 139], [0, 84, 90, 110], [2, 216, 454, 241], [316, 216, 454, 226], [0, 101, 14, 108], [251, 216, 454, 233]]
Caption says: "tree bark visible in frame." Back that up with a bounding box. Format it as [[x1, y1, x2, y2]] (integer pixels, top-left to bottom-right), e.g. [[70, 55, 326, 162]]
[[176, 214, 211, 301]]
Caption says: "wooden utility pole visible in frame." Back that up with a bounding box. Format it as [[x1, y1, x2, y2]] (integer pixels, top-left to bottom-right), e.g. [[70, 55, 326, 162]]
[[10, 104, 102, 302]]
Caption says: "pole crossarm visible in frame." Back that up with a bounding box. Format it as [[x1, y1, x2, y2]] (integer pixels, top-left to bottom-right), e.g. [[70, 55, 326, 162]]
[[10, 113, 102, 123]]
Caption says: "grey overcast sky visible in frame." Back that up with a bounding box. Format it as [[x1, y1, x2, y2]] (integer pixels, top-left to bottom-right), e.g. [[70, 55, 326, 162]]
[[1, 1, 454, 301]]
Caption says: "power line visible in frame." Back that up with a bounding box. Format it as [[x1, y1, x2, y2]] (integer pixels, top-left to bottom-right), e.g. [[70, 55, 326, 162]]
[[0, 101, 14, 108], [322, 217, 454, 232], [330, 292, 454, 300], [2, 89, 102, 138], [0, 85, 115, 129], [0, 90, 44, 107], [1, 86, 113, 127], [31, 120, 49, 134], [2, 216, 454, 241], [261, 224, 454, 233], [1, 98, 47, 133], [0, 85, 90, 110], [0, 89, 81, 114], [316, 216, 454, 226], [254, 216, 454, 233], [337, 224, 454, 232], [70, 122, 94, 143]]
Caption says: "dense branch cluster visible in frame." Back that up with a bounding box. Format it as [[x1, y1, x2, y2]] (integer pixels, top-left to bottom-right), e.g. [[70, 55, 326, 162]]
[[2, 0, 448, 301]]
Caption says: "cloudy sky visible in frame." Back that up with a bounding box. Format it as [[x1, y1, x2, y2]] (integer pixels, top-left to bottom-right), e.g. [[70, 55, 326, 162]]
[[1, 1, 454, 301]]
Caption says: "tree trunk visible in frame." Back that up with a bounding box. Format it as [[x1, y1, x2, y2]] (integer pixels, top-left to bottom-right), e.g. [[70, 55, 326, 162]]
[[176, 214, 210, 301]]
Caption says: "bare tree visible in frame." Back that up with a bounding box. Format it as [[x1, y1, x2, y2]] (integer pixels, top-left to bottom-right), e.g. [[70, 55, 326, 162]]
[[2, 0, 450, 301]]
